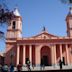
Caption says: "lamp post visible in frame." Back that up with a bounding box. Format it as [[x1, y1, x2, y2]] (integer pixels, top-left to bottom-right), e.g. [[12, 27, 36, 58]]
[[10, 51, 15, 65]]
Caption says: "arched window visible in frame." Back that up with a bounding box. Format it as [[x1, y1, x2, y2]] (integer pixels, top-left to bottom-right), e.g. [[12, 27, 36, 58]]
[[12, 21, 16, 29]]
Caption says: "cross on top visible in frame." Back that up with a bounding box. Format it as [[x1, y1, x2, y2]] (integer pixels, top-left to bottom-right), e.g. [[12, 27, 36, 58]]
[[42, 26, 46, 31]]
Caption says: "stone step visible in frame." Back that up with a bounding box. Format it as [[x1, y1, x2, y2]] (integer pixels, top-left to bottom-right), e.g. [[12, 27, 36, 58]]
[[14, 65, 72, 71]]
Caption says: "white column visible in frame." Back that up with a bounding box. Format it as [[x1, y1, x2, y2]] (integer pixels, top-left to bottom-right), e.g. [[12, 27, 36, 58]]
[[29, 45, 32, 63], [23, 45, 26, 65], [66, 44, 70, 65], [51, 45, 55, 65], [16, 45, 20, 65], [35, 45, 41, 66], [60, 44, 62, 61]]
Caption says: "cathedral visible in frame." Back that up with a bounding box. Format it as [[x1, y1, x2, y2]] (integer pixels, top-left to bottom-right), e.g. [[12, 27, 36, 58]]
[[5, 7, 72, 67]]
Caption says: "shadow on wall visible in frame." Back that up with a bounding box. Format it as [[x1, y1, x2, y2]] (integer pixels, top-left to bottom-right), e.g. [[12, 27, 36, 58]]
[[5, 44, 17, 66]]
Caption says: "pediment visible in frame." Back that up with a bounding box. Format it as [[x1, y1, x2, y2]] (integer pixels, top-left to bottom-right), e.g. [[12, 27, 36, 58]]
[[31, 31, 58, 39]]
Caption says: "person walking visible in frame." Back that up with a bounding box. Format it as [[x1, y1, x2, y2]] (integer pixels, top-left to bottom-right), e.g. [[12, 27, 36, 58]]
[[59, 59, 63, 70], [27, 60, 31, 71], [2, 64, 9, 72], [40, 58, 45, 70], [17, 63, 22, 72], [0, 64, 2, 72], [10, 64, 14, 72]]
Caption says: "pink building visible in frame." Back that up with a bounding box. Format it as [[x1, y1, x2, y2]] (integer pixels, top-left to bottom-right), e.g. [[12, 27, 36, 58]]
[[5, 7, 72, 66]]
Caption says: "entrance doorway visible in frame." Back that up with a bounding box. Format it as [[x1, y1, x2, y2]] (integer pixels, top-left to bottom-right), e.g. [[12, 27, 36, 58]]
[[43, 56, 48, 66], [40, 46, 51, 66]]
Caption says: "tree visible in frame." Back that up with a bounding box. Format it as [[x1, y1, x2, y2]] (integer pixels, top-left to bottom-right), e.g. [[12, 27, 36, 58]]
[[60, 0, 72, 4], [0, 0, 15, 39]]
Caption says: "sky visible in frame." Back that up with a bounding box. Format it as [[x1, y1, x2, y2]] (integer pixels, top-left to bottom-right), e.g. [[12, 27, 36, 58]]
[[0, 0, 70, 52]]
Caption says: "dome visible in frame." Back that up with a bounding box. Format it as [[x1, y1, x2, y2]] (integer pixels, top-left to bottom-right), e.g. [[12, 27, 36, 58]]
[[68, 7, 72, 15], [13, 7, 21, 16]]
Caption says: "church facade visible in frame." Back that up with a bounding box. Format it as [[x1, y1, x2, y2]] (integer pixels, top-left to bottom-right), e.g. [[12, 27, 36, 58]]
[[5, 8, 72, 66]]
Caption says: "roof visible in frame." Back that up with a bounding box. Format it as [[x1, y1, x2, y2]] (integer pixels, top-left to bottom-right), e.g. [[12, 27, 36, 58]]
[[68, 7, 72, 15], [13, 7, 21, 16], [28, 31, 59, 39]]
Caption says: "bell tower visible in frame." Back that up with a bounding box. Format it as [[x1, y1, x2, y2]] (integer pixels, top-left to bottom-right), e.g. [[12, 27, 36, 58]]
[[6, 8, 22, 38], [66, 7, 72, 37]]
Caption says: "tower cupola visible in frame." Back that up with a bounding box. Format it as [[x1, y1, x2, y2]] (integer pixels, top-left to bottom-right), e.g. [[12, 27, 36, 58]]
[[68, 7, 72, 15], [6, 7, 22, 39], [13, 7, 21, 16], [66, 7, 72, 37]]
